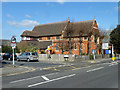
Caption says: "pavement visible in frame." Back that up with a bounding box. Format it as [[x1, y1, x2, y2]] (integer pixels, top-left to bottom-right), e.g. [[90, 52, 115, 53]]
[[2, 58, 119, 88], [1, 64, 36, 77]]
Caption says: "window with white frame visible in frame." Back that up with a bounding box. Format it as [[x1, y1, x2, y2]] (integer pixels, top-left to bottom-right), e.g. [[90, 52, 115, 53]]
[[26, 37, 30, 40], [22, 37, 26, 40]]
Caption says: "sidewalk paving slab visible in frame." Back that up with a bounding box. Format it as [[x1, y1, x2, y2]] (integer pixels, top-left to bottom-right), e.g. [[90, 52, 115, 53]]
[[1, 65, 36, 77]]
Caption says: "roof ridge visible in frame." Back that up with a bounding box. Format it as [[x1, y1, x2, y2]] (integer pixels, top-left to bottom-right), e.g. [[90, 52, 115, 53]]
[[74, 20, 94, 23], [35, 21, 68, 27]]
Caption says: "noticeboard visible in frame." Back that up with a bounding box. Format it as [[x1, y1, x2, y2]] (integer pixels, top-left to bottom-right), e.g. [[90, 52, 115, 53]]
[[102, 43, 109, 49]]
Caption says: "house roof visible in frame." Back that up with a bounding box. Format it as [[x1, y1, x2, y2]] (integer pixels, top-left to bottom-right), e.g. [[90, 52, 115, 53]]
[[0, 39, 11, 46], [17, 41, 52, 49], [63, 20, 94, 37], [21, 19, 96, 37], [21, 21, 68, 37]]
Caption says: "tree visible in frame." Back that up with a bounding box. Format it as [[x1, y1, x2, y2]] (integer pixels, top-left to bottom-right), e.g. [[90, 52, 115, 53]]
[[77, 30, 84, 56], [2, 45, 20, 53], [56, 39, 68, 54], [93, 28, 100, 54], [2, 45, 12, 53], [15, 46, 20, 53], [99, 28, 112, 54], [110, 25, 120, 54], [88, 31, 92, 55], [65, 21, 74, 54], [17, 41, 39, 52]]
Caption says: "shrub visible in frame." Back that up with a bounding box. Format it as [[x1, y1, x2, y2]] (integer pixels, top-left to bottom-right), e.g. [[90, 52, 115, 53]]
[[89, 54, 93, 60], [82, 53, 87, 55]]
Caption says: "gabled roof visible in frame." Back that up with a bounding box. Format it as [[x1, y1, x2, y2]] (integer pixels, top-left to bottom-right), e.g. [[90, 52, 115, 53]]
[[17, 41, 52, 49], [21, 21, 68, 37], [21, 19, 96, 37], [63, 20, 94, 37]]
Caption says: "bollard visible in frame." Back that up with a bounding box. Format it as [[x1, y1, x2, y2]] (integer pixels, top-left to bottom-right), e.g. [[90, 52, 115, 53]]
[[119, 55, 120, 60], [112, 55, 115, 61]]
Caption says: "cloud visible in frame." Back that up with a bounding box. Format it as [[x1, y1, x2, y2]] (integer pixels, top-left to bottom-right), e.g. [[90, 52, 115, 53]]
[[25, 14, 32, 18], [7, 14, 13, 18], [7, 19, 39, 27], [56, 0, 65, 4]]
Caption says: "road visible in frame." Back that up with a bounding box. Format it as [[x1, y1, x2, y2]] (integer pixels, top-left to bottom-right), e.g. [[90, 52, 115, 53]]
[[2, 59, 119, 89]]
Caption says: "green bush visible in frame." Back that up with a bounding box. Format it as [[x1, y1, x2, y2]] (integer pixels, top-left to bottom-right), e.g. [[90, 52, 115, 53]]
[[2, 45, 20, 53], [89, 54, 93, 60], [82, 53, 87, 55]]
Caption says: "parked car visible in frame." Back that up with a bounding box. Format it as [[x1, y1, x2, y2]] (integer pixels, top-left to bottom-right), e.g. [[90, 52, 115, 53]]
[[0, 54, 3, 62], [17, 52, 38, 62], [3, 53, 17, 60]]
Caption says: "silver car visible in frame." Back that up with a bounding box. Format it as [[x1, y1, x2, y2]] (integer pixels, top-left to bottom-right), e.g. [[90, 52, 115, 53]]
[[17, 52, 38, 62], [0, 54, 3, 62]]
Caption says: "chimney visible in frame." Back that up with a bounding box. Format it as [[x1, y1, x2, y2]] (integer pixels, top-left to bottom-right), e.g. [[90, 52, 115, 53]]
[[68, 17, 70, 23], [94, 16, 96, 21]]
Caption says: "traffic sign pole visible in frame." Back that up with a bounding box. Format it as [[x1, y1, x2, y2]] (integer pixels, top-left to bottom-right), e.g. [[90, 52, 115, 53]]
[[11, 36, 16, 67], [13, 48, 15, 67]]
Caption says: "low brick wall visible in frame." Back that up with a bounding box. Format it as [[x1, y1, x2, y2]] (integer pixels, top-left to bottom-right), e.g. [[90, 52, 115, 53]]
[[38, 54, 75, 61], [1, 53, 109, 61]]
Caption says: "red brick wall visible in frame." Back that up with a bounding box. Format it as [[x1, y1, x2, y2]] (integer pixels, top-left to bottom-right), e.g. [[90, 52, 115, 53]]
[[40, 20, 100, 55], [51, 34, 99, 55]]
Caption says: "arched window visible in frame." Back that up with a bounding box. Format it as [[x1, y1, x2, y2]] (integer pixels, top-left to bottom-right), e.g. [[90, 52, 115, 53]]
[[74, 43, 77, 49]]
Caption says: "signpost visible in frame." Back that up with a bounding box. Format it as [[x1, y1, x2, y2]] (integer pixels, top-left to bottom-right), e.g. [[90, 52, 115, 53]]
[[11, 36, 16, 67], [112, 44, 115, 61]]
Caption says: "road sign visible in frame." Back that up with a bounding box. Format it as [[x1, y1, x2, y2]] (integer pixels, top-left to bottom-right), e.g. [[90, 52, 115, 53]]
[[11, 36, 16, 44], [102, 43, 109, 49], [105, 50, 109, 54], [11, 43, 16, 49]]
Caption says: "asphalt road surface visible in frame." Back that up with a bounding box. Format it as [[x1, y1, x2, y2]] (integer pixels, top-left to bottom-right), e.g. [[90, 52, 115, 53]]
[[2, 59, 119, 89]]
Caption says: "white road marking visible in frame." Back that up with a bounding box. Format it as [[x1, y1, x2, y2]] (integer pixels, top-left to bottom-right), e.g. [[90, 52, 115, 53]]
[[10, 76, 41, 83], [10, 73, 58, 84], [109, 63, 118, 66], [86, 67, 104, 72], [40, 68, 43, 70], [41, 76, 49, 81], [28, 74, 76, 87], [44, 73, 58, 76]]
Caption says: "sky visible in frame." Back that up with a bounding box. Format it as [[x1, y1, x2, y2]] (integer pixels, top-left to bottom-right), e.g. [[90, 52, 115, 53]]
[[1, 2, 119, 42]]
